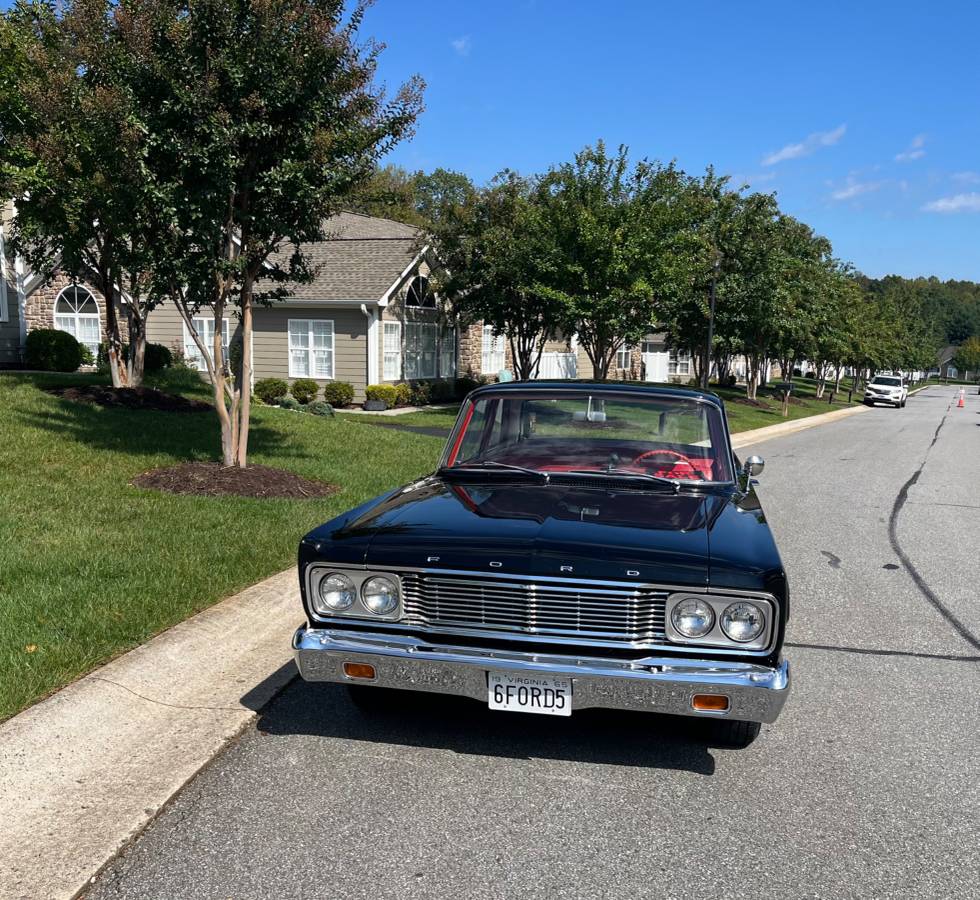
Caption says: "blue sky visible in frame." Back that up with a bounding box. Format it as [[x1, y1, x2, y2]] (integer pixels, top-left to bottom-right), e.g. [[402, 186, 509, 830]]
[[359, 0, 980, 281]]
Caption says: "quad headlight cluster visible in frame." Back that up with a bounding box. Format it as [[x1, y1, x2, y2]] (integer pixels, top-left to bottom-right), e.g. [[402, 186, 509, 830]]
[[667, 593, 773, 650], [308, 568, 402, 621]]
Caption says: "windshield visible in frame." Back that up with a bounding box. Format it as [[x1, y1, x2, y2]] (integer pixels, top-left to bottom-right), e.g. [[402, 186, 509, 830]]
[[443, 391, 733, 483], [871, 376, 902, 386]]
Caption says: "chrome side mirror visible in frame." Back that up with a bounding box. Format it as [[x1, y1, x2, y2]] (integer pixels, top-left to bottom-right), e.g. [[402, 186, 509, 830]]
[[742, 455, 765, 478]]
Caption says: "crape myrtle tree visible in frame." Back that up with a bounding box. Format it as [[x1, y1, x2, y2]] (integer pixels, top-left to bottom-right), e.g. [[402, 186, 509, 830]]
[[532, 143, 694, 380], [0, 0, 161, 387], [117, 0, 423, 467], [424, 170, 557, 381]]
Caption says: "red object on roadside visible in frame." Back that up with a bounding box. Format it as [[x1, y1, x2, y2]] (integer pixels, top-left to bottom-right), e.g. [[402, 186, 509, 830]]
[[958, 389, 965, 408]]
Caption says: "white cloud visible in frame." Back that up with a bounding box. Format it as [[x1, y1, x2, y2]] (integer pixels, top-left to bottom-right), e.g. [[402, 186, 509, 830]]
[[922, 192, 980, 213], [895, 133, 926, 162], [451, 35, 471, 56], [830, 177, 884, 201], [762, 124, 846, 166]]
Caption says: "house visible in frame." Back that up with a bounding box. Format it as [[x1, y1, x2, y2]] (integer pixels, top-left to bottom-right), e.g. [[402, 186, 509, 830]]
[[934, 345, 974, 381]]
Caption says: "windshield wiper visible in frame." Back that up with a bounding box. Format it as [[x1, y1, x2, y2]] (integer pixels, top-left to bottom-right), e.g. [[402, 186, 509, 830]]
[[440, 461, 550, 481], [555, 468, 682, 493]]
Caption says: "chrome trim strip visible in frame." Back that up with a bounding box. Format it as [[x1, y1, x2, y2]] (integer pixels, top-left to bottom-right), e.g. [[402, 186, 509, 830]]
[[293, 626, 791, 723]]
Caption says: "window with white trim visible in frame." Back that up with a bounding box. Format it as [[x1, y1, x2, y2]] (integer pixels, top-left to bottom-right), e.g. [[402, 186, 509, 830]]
[[182, 317, 230, 372], [439, 327, 456, 378], [668, 348, 692, 376], [383, 321, 402, 381], [405, 275, 435, 309], [288, 319, 334, 378], [481, 325, 505, 375], [404, 322, 437, 379], [616, 345, 632, 370], [54, 286, 101, 357]]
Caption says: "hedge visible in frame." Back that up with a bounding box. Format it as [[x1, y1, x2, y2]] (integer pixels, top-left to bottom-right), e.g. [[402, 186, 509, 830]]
[[25, 329, 84, 372], [254, 377, 289, 404], [290, 378, 319, 404], [322, 381, 354, 408], [365, 384, 398, 405]]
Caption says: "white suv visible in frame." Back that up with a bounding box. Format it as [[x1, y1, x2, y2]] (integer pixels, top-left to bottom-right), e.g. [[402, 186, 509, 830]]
[[864, 374, 908, 408]]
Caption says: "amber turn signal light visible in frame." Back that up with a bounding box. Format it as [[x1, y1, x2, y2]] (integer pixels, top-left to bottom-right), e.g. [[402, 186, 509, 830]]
[[343, 662, 376, 680], [692, 694, 730, 712]]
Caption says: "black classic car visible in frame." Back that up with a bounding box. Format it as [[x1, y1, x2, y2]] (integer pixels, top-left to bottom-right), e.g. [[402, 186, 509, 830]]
[[294, 382, 790, 747]]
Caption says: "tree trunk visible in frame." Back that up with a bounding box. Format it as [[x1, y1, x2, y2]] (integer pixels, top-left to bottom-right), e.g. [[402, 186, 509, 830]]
[[834, 364, 844, 392], [235, 285, 254, 467], [99, 263, 130, 389], [126, 304, 146, 387], [746, 353, 761, 400]]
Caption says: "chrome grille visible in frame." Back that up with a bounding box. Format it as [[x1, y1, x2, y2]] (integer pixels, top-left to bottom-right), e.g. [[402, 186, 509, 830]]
[[401, 572, 668, 647]]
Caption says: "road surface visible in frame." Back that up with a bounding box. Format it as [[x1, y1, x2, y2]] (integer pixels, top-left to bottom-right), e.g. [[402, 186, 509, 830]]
[[87, 385, 980, 900]]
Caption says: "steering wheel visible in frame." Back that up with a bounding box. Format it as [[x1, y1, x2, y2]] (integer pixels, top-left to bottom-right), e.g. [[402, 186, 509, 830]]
[[632, 448, 699, 479]]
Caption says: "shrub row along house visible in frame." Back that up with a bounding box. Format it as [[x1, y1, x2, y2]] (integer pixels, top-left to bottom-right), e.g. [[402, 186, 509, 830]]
[[1, 209, 686, 399]]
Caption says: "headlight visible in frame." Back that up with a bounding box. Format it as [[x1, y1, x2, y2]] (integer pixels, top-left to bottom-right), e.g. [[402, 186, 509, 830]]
[[670, 598, 715, 638], [362, 576, 399, 615], [315, 573, 356, 613], [721, 601, 766, 642]]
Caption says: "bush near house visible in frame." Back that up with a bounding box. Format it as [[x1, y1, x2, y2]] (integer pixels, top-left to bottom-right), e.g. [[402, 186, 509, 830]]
[[254, 378, 289, 405], [322, 381, 355, 408], [308, 400, 334, 417], [96, 341, 172, 375], [393, 382, 412, 407], [280, 395, 301, 410], [454, 375, 483, 399], [290, 378, 319, 405], [25, 329, 84, 372], [365, 384, 398, 406]]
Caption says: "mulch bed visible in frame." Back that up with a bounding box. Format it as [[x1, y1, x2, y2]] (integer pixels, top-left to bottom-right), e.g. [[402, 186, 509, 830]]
[[47, 385, 212, 413], [131, 462, 337, 499]]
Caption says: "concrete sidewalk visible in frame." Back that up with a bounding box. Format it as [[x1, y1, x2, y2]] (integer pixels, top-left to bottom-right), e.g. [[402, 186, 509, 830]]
[[0, 571, 299, 900], [0, 395, 881, 900]]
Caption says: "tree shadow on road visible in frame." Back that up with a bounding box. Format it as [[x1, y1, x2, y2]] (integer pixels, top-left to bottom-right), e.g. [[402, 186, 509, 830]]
[[257, 678, 729, 775]]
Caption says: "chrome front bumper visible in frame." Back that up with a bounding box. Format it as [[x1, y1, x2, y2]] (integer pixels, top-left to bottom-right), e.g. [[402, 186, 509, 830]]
[[293, 626, 791, 723]]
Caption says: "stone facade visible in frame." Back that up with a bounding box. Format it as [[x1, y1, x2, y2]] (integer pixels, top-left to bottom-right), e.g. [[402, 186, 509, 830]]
[[24, 271, 121, 342]]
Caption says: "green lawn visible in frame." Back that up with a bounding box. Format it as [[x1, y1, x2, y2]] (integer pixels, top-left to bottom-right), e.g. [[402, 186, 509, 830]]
[[0, 370, 444, 722]]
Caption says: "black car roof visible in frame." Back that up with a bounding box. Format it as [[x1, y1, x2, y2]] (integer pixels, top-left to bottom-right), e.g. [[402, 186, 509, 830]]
[[468, 380, 725, 410]]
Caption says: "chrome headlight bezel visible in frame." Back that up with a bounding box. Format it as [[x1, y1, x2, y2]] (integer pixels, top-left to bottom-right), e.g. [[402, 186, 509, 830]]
[[666, 592, 774, 651], [306, 566, 403, 622]]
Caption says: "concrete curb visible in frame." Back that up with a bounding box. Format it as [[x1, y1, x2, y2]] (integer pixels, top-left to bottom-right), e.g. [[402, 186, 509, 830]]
[[730, 402, 870, 449], [0, 570, 300, 900]]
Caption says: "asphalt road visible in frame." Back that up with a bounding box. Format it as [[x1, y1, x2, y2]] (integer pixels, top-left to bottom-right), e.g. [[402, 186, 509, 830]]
[[87, 385, 980, 900]]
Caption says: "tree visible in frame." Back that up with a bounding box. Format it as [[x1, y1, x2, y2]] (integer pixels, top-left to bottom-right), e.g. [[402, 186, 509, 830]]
[[425, 171, 555, 380], [0, 0, 161, 386], [533, 143, 691, 379], [953, 336, 980, 383], [118, 0, 423, 467]]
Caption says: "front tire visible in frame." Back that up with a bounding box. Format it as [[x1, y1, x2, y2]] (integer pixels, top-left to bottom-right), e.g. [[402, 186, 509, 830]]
[[707, 718, 761, 748]]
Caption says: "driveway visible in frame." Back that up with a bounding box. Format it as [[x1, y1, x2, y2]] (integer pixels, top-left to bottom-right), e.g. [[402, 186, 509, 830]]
[[86, 386, 980, 900]]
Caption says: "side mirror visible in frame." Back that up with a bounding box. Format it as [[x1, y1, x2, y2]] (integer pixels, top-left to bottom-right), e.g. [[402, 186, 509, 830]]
[[742, 455, 765, 478]]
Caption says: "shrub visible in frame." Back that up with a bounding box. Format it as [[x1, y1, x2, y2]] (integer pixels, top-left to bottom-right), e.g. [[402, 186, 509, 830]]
[[408, 380, 432, 406], [365, 384, 398, 405], [322, 381, 354, 408], [308, 400, 334, 417], [792, 367, 802, 377], [79, 344, 95, 367], [393, 382, 412, 406], [144, 342, 173, 373], [280, 395, 301, 411], [25, 329, 84, 372], [254, 377, 289, 405], [430, 379, 457, 403], [454, 376, 482, 399], [291, 378, 319, 404]]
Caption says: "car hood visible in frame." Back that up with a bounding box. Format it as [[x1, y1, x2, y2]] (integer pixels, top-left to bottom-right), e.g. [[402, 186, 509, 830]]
[[315, 476, 725, 585]]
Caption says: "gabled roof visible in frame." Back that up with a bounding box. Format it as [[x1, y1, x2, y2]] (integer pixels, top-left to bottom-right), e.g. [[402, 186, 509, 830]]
[[268, 211, 423, 303], [937, 345, 958, 364]]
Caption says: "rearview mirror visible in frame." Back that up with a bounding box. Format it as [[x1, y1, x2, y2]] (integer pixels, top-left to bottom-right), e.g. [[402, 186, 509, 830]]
[[742, 455, 765, 477]]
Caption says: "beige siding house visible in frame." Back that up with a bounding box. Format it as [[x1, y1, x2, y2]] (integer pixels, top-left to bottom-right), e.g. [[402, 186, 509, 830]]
[[0, 203, 26, 367]]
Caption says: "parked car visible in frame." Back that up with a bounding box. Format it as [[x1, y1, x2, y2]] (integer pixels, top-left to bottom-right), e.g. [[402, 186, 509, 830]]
[[293, 382, 791, 747], [864, 374, 908, 407]]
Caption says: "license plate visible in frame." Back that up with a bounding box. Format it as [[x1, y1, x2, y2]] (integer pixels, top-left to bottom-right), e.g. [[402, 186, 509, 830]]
[[488, 672, 572, 716]]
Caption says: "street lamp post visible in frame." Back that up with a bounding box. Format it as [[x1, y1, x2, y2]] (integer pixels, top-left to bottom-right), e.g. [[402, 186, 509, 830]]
[[702, 253, 721, 391]]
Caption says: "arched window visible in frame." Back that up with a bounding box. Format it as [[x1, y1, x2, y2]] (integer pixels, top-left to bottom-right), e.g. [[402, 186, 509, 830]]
[[54, 285, 101, 358], [405, 275, 435, 309]]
